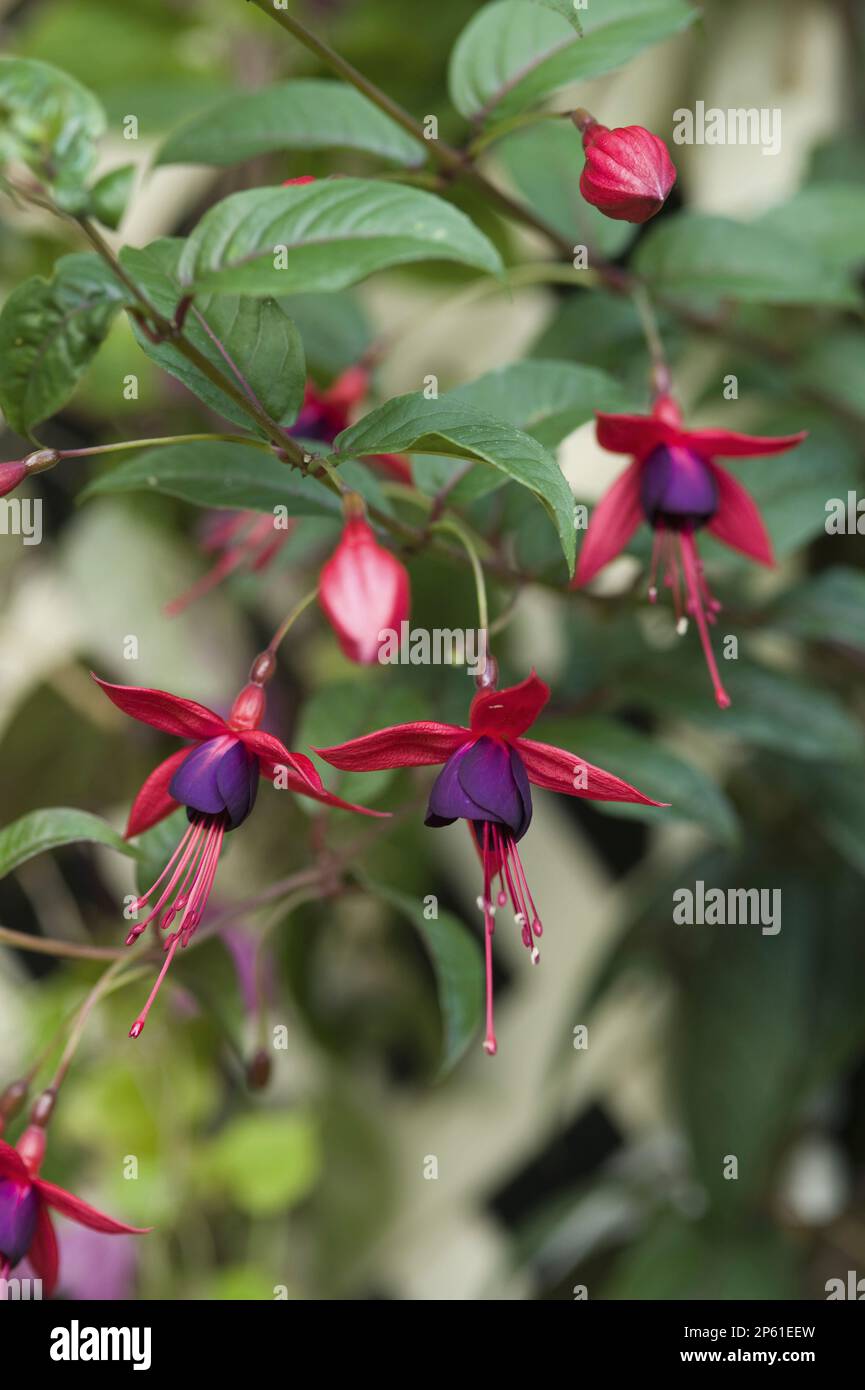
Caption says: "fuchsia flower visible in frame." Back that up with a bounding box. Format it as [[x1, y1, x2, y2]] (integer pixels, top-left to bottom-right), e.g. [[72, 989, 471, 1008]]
[[574, 395, 807, 707], [168, 366, 410, 614], [318, 495, 411, 664], [317, 672, 661, 1055], [577, 117, 676, 223], [0, 1127, 147, 1295], [94, 669, 385, 1036]]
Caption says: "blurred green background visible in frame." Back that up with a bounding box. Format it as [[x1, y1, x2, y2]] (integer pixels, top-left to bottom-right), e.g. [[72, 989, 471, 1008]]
[[1, 0, 865, 1300]]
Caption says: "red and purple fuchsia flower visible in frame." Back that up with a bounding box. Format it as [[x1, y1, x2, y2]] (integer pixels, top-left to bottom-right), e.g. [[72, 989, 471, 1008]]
[[0, 1124, 147, 1293], [574, 394, 807, 708], [93, 661, 384, 1038], [317, 672, 662, 1055]]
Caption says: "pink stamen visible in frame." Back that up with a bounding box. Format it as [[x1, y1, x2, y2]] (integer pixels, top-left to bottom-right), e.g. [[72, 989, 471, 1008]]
[[678, 530, 731, 709], [127, 813, 227, 1035], [647, 527, 664, 601], [481, 822, 497, 1055]]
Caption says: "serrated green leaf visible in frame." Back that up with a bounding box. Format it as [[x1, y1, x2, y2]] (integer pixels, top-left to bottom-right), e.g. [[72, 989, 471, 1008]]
[[0, 253, 126, 433], [157, 79, 424, 168], [120, 239, 306, 429], [0, 807, 134, 880], [177, 180, 503, 298], [81, 440, 341, 516], [635, 212, 860, 307], [449, 0, 696, 121], [333, 393, 577, 572], [367, 881, 484, 1077], [769, 567, 865, 653], [0, 55, 105, 198]]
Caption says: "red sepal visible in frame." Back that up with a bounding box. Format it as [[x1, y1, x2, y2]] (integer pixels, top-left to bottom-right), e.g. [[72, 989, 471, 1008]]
[[469, 672, 549, 741], [92, 675, 226, 741]]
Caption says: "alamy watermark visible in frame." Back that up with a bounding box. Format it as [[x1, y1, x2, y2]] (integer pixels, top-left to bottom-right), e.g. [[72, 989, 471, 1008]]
[[673, 102, 782, 157], [0, 497, 42, 545], [673, 881, 782, 935], [377, 623, 487, 676]]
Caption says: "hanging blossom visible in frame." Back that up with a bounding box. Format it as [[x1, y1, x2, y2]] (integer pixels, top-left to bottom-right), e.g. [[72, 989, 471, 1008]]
[[0, 1124, 147, 1294], [317, 672, 661, 1055], [573, 109, 676, 223], [318, 493, 411, 664], [94, 658, 386, 1037], [573, 394, 807, 708], [167, 366, 410, 615]]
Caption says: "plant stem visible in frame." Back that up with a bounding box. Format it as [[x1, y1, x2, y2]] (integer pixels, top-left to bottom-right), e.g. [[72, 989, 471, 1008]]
[[431, 519, 489, 633], [0, 924, 125, 961], [59, 433, 271, 460], [267, 587, 319, 656]]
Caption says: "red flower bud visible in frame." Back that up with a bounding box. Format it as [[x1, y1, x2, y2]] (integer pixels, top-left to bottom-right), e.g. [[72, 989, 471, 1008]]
[[579, 120, 676, 224], [0, 461, 28, 498], [319, 500, 410, 665]]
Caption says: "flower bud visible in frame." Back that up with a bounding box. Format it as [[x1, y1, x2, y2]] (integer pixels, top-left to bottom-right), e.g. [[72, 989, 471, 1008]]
[[228, 682, 266, 732], [0, 461, 27, 498], [578, 119, 676, 223], [318, 498, 410, 665]]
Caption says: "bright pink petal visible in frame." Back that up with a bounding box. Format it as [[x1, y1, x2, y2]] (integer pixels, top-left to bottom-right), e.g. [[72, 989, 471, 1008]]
[[126, 748, 188, 838], [595, 412, 668, 457], [706, 464, 775, 566], [685, 427, 807, 459], [0, 1139, 28, 1182], [515, 737, 666, 805], [34, 1179, 151, 1236], [574, 460, 644, 587], [92, 675, 226, 741], [27, 1205, 58, 1294], [469, 672, 549, 740], [316, 723, 468, 771]]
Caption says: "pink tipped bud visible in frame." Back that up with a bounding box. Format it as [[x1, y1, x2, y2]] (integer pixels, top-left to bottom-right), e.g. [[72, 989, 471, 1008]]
[[318, 499, 410, 665], [579, 121, 676, 224], [129, 1020, 145, 1039]]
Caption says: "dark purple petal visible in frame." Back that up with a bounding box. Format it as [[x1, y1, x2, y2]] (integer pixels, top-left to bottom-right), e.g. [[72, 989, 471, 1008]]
[[170, 735, 259, 829], [0, 1177, 39, 1268], [424, 738, 532, 839], [425, 742, 486, 827], [640, 444, 718, 528]]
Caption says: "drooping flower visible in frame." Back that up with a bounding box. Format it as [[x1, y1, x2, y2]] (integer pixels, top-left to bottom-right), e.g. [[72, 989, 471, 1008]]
[[0, 1127, 147, 1295], [167, 367, 410, 614], [94, 666, 385, 1036], [574, 394, 807, 707], [318, 494, 410, 664], [317, 672, 662, 1055], [575, 113, 676, 223]]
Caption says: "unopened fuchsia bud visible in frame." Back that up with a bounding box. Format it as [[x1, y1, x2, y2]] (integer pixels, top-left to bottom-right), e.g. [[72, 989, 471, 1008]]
[[574, 110, 676, 224], [318, 494, 411, 665], [0, 448, 59, 498]]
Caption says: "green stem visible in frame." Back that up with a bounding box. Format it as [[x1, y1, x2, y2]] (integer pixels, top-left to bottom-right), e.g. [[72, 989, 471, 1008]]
[[468, 108, 573, 159], [431, 519, 489, 633], [60, 433, 271, 460], [267, 587, 319, 656]]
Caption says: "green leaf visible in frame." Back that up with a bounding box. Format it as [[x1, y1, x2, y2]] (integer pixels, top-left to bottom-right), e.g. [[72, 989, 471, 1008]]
[[449, 0, 696, 121], [756, 183, 865, 270], [88, 162, 135, 230], [809, 765, 865, 877], [495, 120, 635, 258], [199, 1112, 320, 1216], [277, 292, 373, 382], [448, 359, 631, 448], [635, 212, 860, 307], [629, 661, 865, 763], [367, 881, 484, 1077], [532, 716, 739, 844], [530, 0, 584, 33], [0, 253, 126, 433], [0, 808, 134, 880], [333, 393, 577, 573], [82, 440, 340, 517], [177, 180, 503, 297], [769, 567, 865, 653], [120, 239, 306, 429], [795, 330, 865, 425], [0, 56, 105, 200], [157, 79, 424, 168]]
